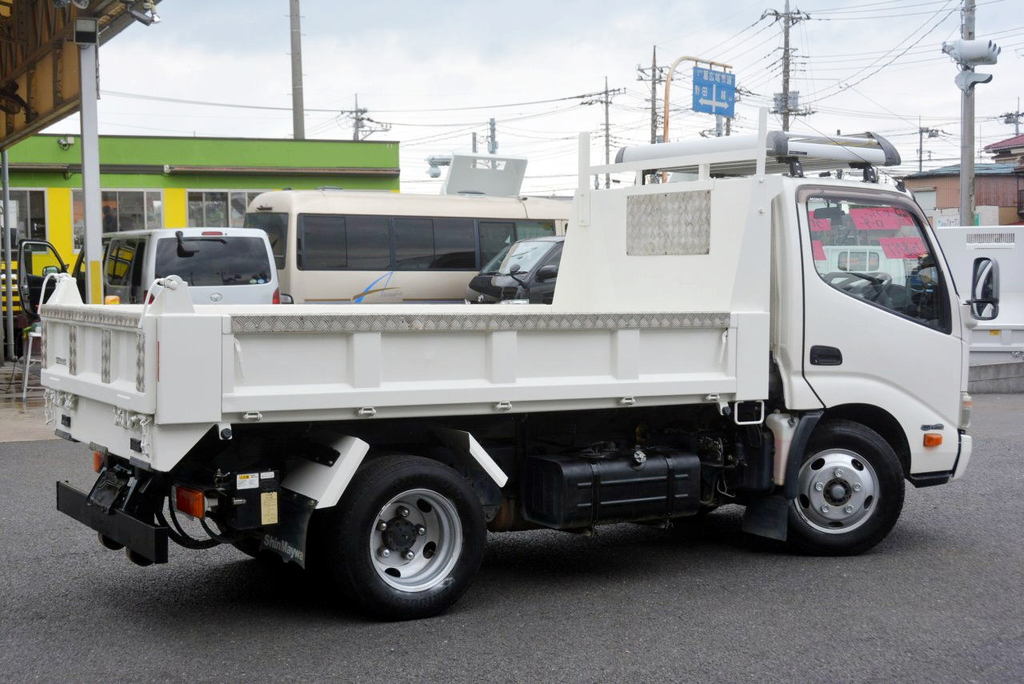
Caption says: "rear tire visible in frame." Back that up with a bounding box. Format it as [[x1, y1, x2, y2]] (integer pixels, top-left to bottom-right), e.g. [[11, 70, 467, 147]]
[[312, 455, 486, 621], [787, 419, 904, 556]]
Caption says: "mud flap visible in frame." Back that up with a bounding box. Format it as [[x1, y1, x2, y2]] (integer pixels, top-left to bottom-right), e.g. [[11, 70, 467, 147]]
[[741, 494, 790, 542], [259, 489, 316, 567]]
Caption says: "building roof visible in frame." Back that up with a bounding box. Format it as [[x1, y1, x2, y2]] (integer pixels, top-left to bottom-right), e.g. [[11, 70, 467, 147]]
[[984, 134, 1024, 153], [903, 163, 1019, 179]]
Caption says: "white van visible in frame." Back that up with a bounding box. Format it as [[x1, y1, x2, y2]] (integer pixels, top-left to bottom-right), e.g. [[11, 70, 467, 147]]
[[103, 228, 280, 305], [244, 189, 569, 304]]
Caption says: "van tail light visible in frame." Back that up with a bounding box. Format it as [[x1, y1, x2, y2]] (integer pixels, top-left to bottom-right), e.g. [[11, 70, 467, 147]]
[[272, 288, 281, 305], [201, 231, 223, 236], [147, 293, 155, 304], [173, 486, 207, 519], [92, 450, 106, 473]]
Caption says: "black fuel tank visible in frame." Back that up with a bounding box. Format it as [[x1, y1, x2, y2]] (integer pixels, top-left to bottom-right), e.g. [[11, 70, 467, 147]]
[[521, 451, 701, 529]]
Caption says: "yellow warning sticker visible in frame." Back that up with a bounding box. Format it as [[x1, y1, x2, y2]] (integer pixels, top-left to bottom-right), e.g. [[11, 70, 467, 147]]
[[236, 473, 259, 490]]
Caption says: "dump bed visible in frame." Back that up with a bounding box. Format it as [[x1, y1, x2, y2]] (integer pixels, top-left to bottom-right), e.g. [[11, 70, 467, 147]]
[[41, 127, 774, 472], [41, 293, 766, 471]]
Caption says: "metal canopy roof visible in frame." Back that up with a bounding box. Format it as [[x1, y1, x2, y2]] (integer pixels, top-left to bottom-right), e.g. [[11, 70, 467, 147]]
[[0, 0, 158, 149]]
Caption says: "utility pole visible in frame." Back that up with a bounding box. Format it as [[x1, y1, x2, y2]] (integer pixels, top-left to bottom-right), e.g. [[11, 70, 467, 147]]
[[960, 0, 976, 226], [487, 118, 497, 154], [289, 0, 305, 140], [1002, 97, 1022, 136], [603, 76, 612, 188], [636, 46, 666, 143], [582, 80, 625, 187], [341, 95, 391, 141], [918, 117, 941, 173], [764, 0, 811, 131], [353, 94, 361, 141], [942, 0, 1000, 225]]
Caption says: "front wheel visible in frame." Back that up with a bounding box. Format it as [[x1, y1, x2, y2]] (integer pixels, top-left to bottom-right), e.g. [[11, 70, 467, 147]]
[[312, 455, 486, 620], [787, 419, 905, 556]]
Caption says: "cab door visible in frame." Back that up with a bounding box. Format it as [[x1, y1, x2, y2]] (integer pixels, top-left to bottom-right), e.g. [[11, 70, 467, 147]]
[[798, 187, 963, 475], [103, 237, 145, 303]]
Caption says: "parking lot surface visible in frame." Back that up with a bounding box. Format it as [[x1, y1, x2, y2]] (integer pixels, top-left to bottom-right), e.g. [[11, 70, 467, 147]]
[[0, 395, 1021, 682]]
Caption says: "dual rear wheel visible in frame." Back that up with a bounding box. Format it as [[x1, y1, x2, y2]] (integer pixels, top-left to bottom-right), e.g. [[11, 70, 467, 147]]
[[311, 455, 485, 621]]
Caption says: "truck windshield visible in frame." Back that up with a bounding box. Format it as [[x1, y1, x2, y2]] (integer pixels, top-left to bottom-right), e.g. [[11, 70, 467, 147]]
[[244, 212, 288, 269], [155, 237, 272, 286], [498, 240, 554, 275], [806, 196, 948, 331]]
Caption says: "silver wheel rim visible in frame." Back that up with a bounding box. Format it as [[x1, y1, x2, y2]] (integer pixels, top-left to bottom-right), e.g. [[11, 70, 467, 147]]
[[369, 488, 463, 593], [793, 448, 879, 535]]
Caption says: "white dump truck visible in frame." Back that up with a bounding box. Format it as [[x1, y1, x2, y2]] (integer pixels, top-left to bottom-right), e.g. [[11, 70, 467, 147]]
[[42, 113, 1000, 620]]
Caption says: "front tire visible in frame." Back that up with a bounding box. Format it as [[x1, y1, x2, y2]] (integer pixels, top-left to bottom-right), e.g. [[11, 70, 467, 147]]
[[313, 455, 486, 620], [787, 419, 904, 556]]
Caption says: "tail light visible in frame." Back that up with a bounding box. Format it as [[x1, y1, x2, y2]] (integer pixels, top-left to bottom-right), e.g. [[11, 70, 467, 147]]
[[173, 486, 207, 519], [201, 231, 223, 236], [272, 288, 281, 304], [147, 293, 155, 304], [92, 450, 106, 473]]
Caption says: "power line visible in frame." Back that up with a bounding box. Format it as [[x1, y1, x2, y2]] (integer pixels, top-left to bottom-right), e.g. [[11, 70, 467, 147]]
[[801, 0, 960, 105]]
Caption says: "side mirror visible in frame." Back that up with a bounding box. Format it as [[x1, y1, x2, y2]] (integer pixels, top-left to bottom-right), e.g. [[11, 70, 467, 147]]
[[42, 265, 59, 276], [535, 264, 559, 282], [508, 263, 521, 275], [969, 256, 999, 321]]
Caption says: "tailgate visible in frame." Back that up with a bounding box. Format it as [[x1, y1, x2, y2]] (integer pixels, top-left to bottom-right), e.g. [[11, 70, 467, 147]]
[[40, 304, 156, 414]]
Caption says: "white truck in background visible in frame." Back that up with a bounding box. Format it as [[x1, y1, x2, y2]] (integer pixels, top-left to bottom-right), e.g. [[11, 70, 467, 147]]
[[936, 225, 1021, 369], [41, 113, 1000, 620]]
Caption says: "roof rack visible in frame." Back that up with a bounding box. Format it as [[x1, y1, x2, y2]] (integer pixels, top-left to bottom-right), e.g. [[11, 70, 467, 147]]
[[580, 108, 900, 184]]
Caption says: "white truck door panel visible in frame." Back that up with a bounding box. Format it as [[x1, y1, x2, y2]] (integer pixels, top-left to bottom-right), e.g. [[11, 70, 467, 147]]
[[799, 190, 963, 474]]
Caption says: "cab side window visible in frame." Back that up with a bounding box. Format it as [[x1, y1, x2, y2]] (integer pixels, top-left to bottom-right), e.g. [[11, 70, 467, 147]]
[[806, 198, 949, 332]]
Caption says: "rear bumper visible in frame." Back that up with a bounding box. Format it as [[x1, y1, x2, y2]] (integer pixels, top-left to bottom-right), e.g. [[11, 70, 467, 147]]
[[56, 481, 169, 564]]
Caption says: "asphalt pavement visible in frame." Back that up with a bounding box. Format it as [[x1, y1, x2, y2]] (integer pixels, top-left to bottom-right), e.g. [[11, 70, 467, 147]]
[[1, 395, 1022, 682]]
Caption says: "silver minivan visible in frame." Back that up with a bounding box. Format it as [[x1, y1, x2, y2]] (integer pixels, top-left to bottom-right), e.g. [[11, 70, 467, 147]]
[[104, 228, 280, 305]]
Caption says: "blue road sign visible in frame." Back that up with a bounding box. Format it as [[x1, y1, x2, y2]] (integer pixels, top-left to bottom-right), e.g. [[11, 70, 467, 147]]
[[692, 67, 736, 118]]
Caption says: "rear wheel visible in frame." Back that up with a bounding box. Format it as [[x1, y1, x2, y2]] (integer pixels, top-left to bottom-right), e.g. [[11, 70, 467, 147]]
[[312, 455, 486, 620], [787, 419, 904, 556]]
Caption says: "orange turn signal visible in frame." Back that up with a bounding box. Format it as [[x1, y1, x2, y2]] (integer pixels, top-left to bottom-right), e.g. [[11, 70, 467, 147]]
[[104, 295, 121, 305], [174, 486, 207, 519], [923, 433, 943, 448], [92, 450, 106, 473]]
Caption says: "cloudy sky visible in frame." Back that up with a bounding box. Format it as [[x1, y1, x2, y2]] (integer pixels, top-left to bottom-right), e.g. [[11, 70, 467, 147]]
[[48, 0, 1024, 194]]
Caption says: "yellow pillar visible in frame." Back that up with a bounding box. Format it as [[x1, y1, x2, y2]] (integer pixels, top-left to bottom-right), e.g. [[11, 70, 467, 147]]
[[47, 187, 74, 257], [163, 188, 187, 228]]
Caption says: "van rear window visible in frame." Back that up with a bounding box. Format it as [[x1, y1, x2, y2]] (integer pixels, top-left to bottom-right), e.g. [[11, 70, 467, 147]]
[[155, 236, 272, 286]]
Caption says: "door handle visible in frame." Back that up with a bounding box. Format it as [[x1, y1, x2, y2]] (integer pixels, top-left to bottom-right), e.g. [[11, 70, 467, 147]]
[[810, 345, 843, 366]]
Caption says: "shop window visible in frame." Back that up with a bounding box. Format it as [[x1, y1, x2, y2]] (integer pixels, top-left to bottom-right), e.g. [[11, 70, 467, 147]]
[[73, 190, 162, 249], [4, 190, 46, 244], [189, 190, 266, 227]]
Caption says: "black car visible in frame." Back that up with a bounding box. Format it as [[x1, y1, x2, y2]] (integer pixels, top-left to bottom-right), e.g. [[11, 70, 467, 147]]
[[465, 236, 563, 304]]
